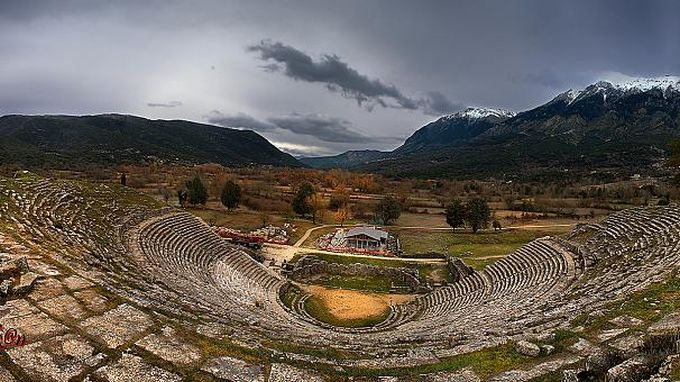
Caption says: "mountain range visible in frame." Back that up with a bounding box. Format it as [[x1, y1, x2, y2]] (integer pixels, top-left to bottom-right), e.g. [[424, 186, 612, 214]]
[[302, 75, 680, 179], [0, 114, 301, 169], [2, 76, 679, 179]]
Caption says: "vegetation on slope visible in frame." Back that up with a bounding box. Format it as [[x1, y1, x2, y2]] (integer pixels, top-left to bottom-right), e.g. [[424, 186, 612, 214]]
[[0, 114, 301, 169]]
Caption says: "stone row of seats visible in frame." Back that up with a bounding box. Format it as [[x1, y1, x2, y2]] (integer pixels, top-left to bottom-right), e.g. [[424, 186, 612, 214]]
[[130, 212, 335, 340], [112, 204, 680, 364], [414, 238, 571, 322], [131, 213, 343, 333], [582, 206, 680, 259], [134, 213, 282, 314]]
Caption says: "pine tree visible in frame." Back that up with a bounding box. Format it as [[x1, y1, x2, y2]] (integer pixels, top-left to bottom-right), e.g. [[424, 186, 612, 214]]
[[221, 180, 241, 211], [466, 198, 491, 233], [186, 176, 208, 206], [292, 182, 315, 217]]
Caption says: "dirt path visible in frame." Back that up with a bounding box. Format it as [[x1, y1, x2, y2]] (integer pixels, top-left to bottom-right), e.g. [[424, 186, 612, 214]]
[[467, 254, 507, 260], [293, 224, 335, 247], [387, 223, 576, 231], [266, 222, 575, 263], [262, 243, 447, 263]]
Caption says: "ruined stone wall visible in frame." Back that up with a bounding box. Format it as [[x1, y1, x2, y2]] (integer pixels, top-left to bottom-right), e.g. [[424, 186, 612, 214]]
[[289, 255, 426, 293], [447, 257, 475, 283]]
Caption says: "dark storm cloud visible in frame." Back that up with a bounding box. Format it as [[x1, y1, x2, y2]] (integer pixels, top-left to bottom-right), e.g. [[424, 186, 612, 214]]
[[2, 0, 680, 155], [207, 111, 277, 132], [268, 113, 375, 143], [419, 91, 464, 116], [247, 40, 459, 115], [207, 111, 393, 144], [147, 101, 182, 108], [247, 40, 414, 110]]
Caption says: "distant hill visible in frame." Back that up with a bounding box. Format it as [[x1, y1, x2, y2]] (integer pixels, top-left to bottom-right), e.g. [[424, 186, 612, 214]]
[[300, 150, 390, 169], [302, 108, 512, 169], [313, 76, 680, 179], [0, 114, 302, 169]]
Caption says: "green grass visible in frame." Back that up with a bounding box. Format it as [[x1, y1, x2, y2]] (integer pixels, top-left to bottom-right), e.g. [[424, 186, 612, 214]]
[[464, 257, 501, 270], [671, 363, 680, 380], [397, 229, 565, 271], [299, 226, 338, 247], [345, 343, 536, 378], [449, 243, 524, 258], [398, 229, 558, 256], [303, 295, 391, 328], [321, 275, 401, 293], [280, 286, 303, 309], [291, 252, 410, 267]]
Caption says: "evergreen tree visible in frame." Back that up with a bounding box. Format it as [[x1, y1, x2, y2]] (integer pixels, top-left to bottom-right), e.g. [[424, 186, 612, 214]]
[[186, 176, 208, 206], [292, 182, 315, 217], [466, 197, 491, 233], [220, 180, 241, 211]]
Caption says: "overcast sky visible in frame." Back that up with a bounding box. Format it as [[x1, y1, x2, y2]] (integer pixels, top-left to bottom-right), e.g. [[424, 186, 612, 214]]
[[1, 0, 679, 156]]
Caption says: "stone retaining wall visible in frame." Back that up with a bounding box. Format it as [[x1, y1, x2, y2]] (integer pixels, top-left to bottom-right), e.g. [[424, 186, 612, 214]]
[[289, 255, 427, 293]]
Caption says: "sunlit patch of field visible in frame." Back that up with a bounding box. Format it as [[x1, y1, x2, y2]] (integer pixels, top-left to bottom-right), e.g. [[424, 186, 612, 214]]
[[301, 284, 415, 327]]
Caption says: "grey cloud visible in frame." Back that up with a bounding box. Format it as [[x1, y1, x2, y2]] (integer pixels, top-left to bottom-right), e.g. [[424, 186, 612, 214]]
[[419, 91, 464, 116], [268, 113, 373, 143], [206, 111, 277, 132], [207, 111, 396, 144], [247, 40, 458, 114], [2, 0, 680, 156], [147, 101, 182, 108]]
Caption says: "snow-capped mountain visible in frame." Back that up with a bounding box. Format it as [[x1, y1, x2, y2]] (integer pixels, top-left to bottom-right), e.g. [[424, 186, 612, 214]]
[[393, 107, 516, 155], [379, 75, 680, 177], [310, 75, 680, 179], [445, 107, 517, 120], [555, 75, 680, 105], [606, 75, 680, 92]]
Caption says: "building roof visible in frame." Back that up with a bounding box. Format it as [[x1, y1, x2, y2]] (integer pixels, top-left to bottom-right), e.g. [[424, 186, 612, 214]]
[[345, 227, 388, 241]]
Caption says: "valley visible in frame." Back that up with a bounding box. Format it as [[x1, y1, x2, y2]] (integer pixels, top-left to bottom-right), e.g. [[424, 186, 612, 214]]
[[2, 3, 680, 379]]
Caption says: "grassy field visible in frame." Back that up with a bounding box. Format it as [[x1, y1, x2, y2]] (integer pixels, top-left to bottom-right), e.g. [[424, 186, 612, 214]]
[[299, 226, 339, 247], [346, 343, 538, 379], [397, 228, 569, 270], [305, 274, 414, 293]]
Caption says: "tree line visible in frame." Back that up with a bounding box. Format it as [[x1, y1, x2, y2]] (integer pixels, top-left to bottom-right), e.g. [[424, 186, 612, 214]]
[[172, 176, 497, 233], [178, 176, 242, 211], [444, 198, 498, 233]]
